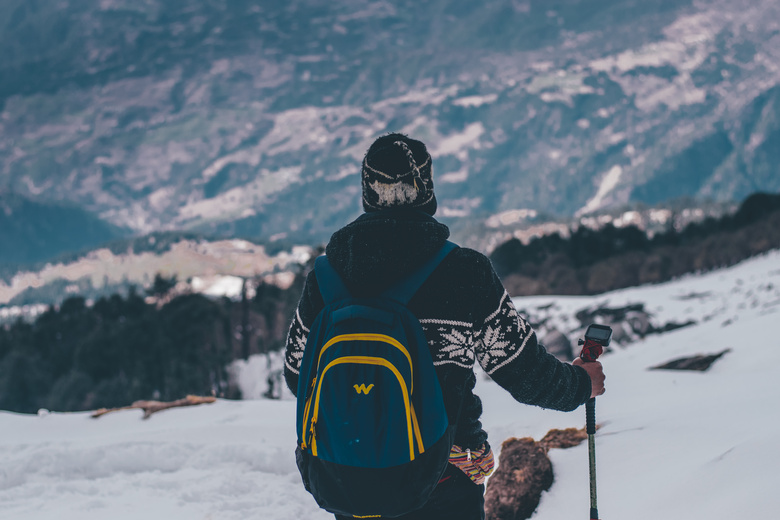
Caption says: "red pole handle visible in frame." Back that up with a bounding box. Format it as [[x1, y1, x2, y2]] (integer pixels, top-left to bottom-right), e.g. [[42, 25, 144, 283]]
[[579, 338, 603, 362]]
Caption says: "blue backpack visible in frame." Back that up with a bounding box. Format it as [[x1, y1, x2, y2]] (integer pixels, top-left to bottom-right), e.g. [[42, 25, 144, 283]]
[[295, 242, 457, 518]]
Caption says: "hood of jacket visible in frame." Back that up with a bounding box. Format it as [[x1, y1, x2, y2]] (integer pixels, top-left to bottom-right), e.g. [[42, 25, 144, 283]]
[[324, 209, 450, 296]]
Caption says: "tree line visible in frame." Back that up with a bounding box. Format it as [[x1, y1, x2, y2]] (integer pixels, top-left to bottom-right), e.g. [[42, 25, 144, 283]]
[[0, 268, 307, 414], [2, 192, 779, 413], [490, 192, 780, 295]]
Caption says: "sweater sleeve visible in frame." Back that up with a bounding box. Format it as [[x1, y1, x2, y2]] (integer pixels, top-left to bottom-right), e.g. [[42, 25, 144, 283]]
[[284, 269, 324, 396], [473, 270, 592, 412]]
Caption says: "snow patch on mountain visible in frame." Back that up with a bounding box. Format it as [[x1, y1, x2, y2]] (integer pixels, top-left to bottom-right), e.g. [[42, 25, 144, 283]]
[[576, 165, 624, 216], [176, 167, 303, 225], [0, 240, 312, 306], [453, 94, 499, 107], [430, 122, 486, 158]]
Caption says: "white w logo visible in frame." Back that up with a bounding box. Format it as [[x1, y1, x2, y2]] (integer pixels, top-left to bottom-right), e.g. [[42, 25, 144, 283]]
[[353, 384, 375, 395]]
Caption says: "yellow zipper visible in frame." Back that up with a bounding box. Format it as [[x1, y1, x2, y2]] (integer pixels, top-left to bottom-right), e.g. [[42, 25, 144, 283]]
[[310, 355, 416, 461], [301, 377, 316, 448], [316, 334, 414, 393], [411, 403, 424, 455]]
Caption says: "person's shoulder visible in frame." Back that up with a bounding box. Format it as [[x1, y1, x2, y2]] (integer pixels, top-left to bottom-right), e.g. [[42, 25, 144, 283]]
[[450, 245, 490, 263], [434, 245, 500, 291], [408, 242, 504, 322], [447, 246, 495, 274]]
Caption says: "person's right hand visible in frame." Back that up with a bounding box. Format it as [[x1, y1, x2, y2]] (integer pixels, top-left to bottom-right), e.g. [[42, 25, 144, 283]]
[[573, 357, 606, 398]]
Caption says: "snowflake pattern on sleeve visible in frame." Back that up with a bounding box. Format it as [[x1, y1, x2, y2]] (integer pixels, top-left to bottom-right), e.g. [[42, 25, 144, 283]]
[[474, 291, 535, 375], [419, 318, 475, 369], [284, 308, 309, 375]]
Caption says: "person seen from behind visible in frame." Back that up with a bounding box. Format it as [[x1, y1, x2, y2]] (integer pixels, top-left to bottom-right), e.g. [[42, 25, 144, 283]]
[[284, 133, 606, 520]]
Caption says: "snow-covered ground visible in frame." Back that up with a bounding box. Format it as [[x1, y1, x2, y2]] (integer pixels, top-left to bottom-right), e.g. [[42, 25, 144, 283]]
[[2, 250, 780, 519]]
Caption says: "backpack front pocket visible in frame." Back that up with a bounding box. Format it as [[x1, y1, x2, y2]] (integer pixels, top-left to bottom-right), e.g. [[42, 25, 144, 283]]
[[304, 354, 422, 467]]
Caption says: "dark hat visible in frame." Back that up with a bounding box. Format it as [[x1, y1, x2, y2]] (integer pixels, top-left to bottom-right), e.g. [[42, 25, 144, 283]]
[[361, 133, 437, 215]]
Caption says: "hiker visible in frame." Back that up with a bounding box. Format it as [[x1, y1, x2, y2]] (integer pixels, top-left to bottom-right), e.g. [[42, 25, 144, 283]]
[[284, 133, 606, 520]]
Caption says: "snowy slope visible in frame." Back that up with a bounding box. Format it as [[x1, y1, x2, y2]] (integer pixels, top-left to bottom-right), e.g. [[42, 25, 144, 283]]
[[0, 399, 331, 520], [483, 249, 780, 520], [2, 251, 780, 519]]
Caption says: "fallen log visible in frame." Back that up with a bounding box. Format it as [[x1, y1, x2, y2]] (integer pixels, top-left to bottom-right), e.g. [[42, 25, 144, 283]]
[[485, 427, 590, 520], [91, 395, 216, 419]]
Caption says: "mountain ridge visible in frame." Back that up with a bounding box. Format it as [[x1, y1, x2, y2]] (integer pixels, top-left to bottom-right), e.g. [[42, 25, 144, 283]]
[[0, 191, 126, 268], [1, 0, 779, 245]]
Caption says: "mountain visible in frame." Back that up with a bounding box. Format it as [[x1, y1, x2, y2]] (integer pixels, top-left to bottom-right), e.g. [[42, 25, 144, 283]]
[[0, 191, 125, 268], [2, 248, 778, 519], [1, 0, 779, 246]]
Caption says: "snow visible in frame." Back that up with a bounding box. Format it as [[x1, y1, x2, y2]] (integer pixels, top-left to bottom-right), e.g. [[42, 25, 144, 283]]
[[526, 71, 596, 106], [176, 166, 303, 223], [2, 251, 780, 519], [0, 303, 48, 323], [0, 400, 330, 520], [576, 165, 623, 216], [587, 9, 726, 112], [485, 209, 539, 228], [589, 10, 718, 75], [190, 275, 245, 299], [452, 94, 498, 108], [429, 122, 485, 159], [0, 240, 311, 306], [438, 168, 469, 184]]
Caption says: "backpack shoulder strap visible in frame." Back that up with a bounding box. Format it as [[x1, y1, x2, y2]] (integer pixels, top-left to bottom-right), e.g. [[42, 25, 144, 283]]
[[314, 256, 351, 304], [382, 241, 458, 305]]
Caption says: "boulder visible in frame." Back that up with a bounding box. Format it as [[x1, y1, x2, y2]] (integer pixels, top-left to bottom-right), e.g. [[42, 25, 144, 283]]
[[540, 328, 574, 360], [650, 348, 731, 371]]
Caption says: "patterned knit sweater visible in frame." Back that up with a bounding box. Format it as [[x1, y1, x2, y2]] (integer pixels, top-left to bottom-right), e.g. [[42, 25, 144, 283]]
[[284, 210, 592, 449]]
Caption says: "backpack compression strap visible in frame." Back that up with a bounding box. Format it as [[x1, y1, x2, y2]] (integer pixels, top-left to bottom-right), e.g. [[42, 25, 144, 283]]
[[314, 241, 457, 306]]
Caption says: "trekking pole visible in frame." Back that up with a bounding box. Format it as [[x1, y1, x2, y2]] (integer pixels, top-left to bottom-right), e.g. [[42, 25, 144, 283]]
[[578, 324, 612, 520]]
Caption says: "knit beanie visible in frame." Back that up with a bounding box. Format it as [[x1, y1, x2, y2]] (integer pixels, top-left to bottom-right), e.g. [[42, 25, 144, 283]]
[[361, 133, 437, 215]]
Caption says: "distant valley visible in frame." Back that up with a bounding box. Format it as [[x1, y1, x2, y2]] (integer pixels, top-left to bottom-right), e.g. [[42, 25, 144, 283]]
[[1, 0, 779, 251]]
